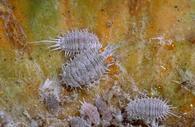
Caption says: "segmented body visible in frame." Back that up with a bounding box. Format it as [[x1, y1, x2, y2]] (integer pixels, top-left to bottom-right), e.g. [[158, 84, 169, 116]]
[[80, 102, 100, 125], [0, 111, 16, 127], [126, 97, 174, 121], [95, 96, 112, 122], [37, 29, 102, 56], [39, 79, 61, 112], [61, 45, 116, 88]]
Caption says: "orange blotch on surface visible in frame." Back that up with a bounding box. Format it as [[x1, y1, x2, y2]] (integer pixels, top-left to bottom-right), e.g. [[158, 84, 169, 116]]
[[128, 0, 149, 16], [0, 1, 31, 55], [96, 11, 112, 43], [25, 81, 40, 96], [61, 87, 70, 95], [164, 43, 176, 50], [146, 0, 191, 39], [180, 101, 195, 114], [104, 56, 114, 64], [98, 47, 104, 53], [108, 64, 120, 78]]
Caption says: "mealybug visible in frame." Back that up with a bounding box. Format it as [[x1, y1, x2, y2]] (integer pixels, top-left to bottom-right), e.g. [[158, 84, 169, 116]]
[[39, 79, 61, 112], [80, 102, 100, 125], [31, 29, 102, 56], [126, 97, 176, 121], [61, 44, 117, 88], [95, 96, 112, 122]]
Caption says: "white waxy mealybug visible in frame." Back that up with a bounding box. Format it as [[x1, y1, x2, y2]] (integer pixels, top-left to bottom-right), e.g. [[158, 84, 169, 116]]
[[80, 102, 100, 125], [126, 97, 176, 121], [61, 44, 117, 88], [0, 111, 16, 127], [31, 29, 102, 56], [95, 95, 112, 122], [69, 117, 91, 127], [39, 79, 61, 112], [112, 108, 123, 123]]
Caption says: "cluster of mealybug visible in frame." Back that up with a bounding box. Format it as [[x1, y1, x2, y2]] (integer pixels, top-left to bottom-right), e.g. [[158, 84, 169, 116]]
[[69, 86, 177, 127], [69, 98, 106, 127], [126, 97, 175, 121], [34, 29, 177, 126], [36, 29, 117, 88], [37, 29, 114, 112], [69, 95, 121, 127]]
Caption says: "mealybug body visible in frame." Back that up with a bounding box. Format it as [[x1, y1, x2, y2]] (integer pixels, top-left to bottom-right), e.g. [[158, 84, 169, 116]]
[[0, 111, 16, 127], [126, 97, 175, 121], [39, 79, 61, 112], [32, 29, 102, 56], [95, 96, 112, 122], [61, 45, 117, 88], [80, 102, 100, 125]]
